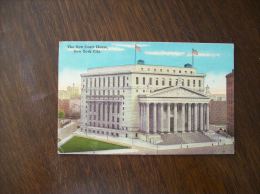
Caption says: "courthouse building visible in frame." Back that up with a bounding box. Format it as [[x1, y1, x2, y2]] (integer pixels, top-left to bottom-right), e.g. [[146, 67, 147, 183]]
[[80, 64, 210, 139]]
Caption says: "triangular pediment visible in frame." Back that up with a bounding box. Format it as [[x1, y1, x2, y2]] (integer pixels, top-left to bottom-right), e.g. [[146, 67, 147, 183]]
[[146, 86, 208, 98]]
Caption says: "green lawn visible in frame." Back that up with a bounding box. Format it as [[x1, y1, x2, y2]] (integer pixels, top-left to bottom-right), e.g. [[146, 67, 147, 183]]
[[59, 136, 129, 153]]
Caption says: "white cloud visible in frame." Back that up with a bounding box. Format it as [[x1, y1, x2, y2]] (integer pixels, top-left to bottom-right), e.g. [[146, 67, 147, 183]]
[[59, 69, 82, 90], [95, 46, 125, 52], [205, 72, 226, 94], [144, 51, 185, 56], [186, 52, 220, 57], [112, 43, 150, 48], [144, 50, 220, 57]]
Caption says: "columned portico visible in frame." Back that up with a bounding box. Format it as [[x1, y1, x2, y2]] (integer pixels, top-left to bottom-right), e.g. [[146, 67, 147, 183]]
[[139, 86, 210, 134]]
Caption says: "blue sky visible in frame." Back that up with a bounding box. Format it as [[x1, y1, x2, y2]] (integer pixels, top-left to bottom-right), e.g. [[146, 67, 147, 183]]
[[59, 41, 234, 94]]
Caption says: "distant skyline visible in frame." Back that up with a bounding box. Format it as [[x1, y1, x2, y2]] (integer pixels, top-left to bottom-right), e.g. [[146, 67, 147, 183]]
[[59, 41, 234, 94]]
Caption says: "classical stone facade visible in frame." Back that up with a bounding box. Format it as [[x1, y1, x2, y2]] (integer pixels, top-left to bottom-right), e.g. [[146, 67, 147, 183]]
[[80, 64, 210, 138]]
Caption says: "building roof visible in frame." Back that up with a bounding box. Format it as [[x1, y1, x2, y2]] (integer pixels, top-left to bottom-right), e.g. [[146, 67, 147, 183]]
[[81, 64, 205, 77]]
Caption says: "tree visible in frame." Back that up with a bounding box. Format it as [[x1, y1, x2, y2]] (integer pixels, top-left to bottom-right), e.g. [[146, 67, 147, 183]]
[[58, 111, 65, 118]]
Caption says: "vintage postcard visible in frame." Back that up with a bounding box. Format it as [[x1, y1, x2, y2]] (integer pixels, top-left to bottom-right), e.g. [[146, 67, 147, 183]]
[[58, 41, 234, 155]]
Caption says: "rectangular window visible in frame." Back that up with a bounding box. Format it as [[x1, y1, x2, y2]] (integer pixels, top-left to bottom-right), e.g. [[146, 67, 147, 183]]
[[187, 80, 190, 86], [117, 104, 120, 113], [118, 76, 120, 87], [143, 77, 145, 85], [156, 79, 158, 85], [99, 77, 101, 87], [199, 80, 201, 87], [103, 78, 105, 86], [193, 80, 196, 87], [162, 79, 165, 86], [113, 77, 115, 87], [86, 78, 88, 88], [108, 77, 110, 87], [169, 80, 172, 86], [123, 76, 125, 87], [136, 77, 139, 85], [94, 78, 96, 87], [149, 77, 152, 85]]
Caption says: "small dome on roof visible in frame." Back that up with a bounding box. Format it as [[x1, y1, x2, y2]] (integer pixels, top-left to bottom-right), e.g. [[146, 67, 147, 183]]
[[184, 63, 193, 68]]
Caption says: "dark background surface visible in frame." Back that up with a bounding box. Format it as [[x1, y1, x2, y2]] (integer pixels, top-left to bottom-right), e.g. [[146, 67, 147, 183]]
[[1, 0, 260, 193]]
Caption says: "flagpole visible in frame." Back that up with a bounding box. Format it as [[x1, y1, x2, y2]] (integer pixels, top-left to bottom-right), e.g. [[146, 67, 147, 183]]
[[134, 44, 136, 64], [192, 48, 194, 66]]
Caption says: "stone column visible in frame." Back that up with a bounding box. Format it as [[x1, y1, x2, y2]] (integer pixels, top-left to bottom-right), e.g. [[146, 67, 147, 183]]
[[182, 103, 185, 132], [206, 104, 209, 131], [200, 103, 203, 131], [188, 103, 191, 132], [174, 103, 178, 132], [118, 102, 122, 130], [194, 103, 198, 131], [167, 103, 171, 133], [104, 102, 108, 128], [160, 103, 164, 132], [146, 103, 150, 133], [153, 103, 157, 133], [100, 102, 103, 126], [140, 103, 143, 132], [109, 102, 113, 128]]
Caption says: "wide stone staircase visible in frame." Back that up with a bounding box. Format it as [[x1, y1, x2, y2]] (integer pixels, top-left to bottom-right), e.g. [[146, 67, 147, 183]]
[[159, 132, 213, 145]]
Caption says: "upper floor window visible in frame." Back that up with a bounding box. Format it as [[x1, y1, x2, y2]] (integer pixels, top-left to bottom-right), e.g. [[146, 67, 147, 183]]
[[156, 79, 159, 85], [108, 77, 110, 87], [187, 79, 190, 86], [113, 77, 115, 87], [103, 78, 105, 86], [179, 70, 181, 73], [169, 80, 172, 86], [149, 77, 152, 85], [94, 78, 96, 87], [143, 77, 145, 85], [123, 76, 125, 87], [199, 80, 201, 87], [162, 79, 165, 86], [193, 80, 196, 87], [136, 77, 139, 85], [118, 76, 120, 87]]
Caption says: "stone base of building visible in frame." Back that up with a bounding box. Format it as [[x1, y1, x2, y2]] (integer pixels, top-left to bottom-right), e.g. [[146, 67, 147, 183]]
[[81, 125, 210, 145]]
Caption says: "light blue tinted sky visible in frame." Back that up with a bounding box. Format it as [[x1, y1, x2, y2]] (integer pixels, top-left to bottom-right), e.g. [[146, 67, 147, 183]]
[[59, 41, 234, 94]]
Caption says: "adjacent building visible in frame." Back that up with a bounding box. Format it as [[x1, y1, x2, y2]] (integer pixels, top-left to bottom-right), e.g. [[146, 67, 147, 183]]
[[80, 64, 210, 139], [226, 70, 234, 136], [58, 83, 80, 100]]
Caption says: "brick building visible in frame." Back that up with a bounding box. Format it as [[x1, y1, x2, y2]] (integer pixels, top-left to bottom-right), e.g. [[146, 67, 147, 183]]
[[226, 70, 234, 136], [209, 100, 227, 125]]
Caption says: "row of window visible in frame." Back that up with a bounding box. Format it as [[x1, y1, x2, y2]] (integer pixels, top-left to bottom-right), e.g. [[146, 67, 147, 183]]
[[89, 102, 120, 113], [87, 122, 120, 130], [89, 115, 120, 123], [84, 76, 129, 88], [136, 77, 201, 87], [140, 67, 193, 74], [83, 75, 201, 88]]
